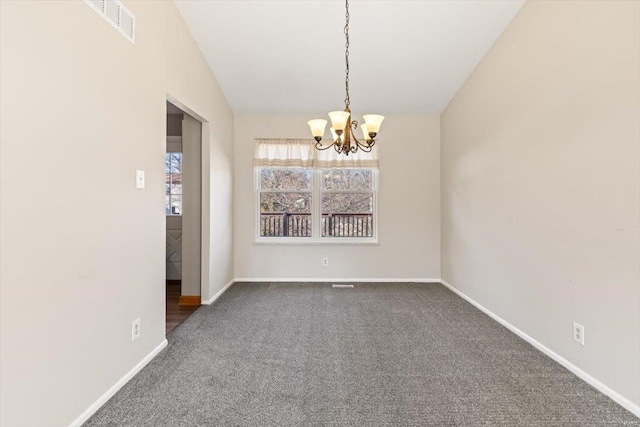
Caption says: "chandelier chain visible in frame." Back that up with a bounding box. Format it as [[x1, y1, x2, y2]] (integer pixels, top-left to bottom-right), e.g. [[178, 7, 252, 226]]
[[344, 0, 350, 108]]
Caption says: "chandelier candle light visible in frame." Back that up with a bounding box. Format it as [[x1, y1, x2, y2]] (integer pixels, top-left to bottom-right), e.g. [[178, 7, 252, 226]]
[[307, 0, 384, 156]]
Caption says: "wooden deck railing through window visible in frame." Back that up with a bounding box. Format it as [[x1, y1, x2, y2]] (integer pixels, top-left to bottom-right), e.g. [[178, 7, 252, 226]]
[[260, 213, 373, 237]]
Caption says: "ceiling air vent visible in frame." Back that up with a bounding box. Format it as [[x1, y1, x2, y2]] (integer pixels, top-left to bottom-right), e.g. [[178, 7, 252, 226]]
[[84, 0, 135, 43]]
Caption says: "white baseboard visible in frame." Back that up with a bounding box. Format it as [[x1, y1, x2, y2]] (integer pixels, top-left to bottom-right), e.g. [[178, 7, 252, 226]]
[[233, 278, 440, 283], [69, 339, 168, 427], [201, 279, 234, 305], [439, 279, 640, 418], [68, 278, 637, 426]]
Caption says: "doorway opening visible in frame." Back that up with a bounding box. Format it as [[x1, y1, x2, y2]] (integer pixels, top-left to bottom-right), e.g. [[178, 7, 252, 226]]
[[165, 101, 202, 334]]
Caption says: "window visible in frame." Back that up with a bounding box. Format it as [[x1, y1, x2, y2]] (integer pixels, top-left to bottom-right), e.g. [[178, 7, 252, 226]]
[[259, 168, 312, 237], [321, 169, 374, 238], [253, 138, 379, 243], [165, 152, 182, 215], [256, 167, 377, 242]]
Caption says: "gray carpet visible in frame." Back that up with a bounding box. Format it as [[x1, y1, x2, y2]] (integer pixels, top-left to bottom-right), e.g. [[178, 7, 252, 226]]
[[86, 282, 639, 426]]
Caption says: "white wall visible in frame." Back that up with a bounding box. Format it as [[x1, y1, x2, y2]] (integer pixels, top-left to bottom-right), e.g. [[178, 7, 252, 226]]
[[0, 1, 234, 426], [234, 115, 440, 281], [441, 0, 639, 409]]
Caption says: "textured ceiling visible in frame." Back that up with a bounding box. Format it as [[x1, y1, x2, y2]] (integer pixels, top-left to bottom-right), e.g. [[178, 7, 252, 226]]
[[175, 0, 525, 115]]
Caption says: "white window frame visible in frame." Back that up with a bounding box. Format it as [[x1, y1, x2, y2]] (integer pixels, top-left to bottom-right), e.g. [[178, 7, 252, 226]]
[[255, 168, 378, 245]]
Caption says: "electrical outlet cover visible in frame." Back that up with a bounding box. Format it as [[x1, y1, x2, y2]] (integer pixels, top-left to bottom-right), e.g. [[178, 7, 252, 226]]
[[573, 322, 584, 345], [132, 318, 141, 341]]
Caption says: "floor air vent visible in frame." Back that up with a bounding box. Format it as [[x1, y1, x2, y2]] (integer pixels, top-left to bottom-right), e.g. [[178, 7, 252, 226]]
[[84, 0, 135, 43], [332, 284, 354, 289]]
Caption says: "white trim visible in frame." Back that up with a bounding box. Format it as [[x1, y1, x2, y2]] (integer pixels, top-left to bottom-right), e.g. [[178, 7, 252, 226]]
[[440, 279, 640, 418], [69, 339, 168, 427], [201, 280, 234, 305], [253, 239, 380, 246], [199, 121, 212, 304], [234, 278, 440, 283], [166, 95, 207, 123], [165, 94, 211, 306]]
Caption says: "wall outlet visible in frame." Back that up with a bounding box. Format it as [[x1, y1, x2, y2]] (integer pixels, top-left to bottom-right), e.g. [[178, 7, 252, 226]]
[[132, 319, 141, 341], [573, 322, 584, 345], [322, 257, 329, 267]]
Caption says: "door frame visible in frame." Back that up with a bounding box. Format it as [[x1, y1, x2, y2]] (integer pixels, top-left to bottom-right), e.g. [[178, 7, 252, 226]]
[[166, 94, 211, 303]]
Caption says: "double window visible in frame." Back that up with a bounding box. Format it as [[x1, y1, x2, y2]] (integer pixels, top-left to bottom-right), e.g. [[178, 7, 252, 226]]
[[254, 138, 379, 243], [257, 167, 377, 242]]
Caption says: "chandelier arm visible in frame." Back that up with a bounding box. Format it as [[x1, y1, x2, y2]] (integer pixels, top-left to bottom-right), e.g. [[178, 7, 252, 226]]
[[349, 120, 377, 149], [354, 140, 374, 152], [315, 140, 337, 151], [350, 120, 361, 145]]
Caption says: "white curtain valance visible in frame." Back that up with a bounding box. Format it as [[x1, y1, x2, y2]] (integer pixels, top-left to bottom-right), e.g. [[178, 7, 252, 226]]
[[314, 141, 379, 169], [253, 138, 379, 169], [253, 139, 315, 168]]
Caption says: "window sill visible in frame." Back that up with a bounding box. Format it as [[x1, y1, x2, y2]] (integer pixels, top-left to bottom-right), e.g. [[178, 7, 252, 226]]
[[254, 238, 380, 246]]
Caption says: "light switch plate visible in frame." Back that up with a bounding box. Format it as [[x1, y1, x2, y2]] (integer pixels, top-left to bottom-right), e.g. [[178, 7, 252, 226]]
[[135, 170, 145, 189]]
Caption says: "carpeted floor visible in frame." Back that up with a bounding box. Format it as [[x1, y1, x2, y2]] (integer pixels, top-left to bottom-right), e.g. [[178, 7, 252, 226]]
[[86, 282, 639, 426]]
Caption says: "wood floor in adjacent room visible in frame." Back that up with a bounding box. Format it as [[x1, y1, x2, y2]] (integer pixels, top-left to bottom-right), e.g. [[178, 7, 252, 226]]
[[166, 280, 199, 335]]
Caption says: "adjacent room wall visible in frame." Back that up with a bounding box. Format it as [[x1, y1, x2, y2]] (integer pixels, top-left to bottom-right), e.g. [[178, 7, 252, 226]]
[[0, 1, 233, 426], [166, 114, 183, 281], [234, 115, 440, 281], [181, 114, 202, 297], [441, 0, 640, 409], [167, 113, 183, 136]]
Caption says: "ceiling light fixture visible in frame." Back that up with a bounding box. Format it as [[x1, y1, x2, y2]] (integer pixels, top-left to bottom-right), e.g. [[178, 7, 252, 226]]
[[308, 0, 384, 156]]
